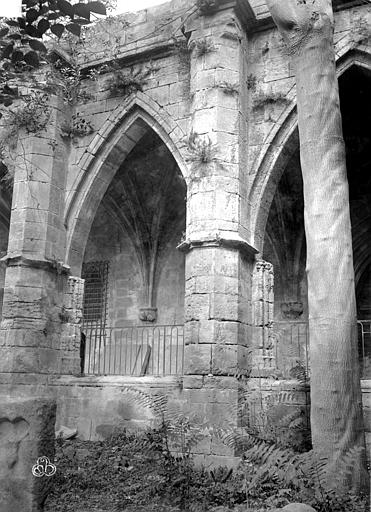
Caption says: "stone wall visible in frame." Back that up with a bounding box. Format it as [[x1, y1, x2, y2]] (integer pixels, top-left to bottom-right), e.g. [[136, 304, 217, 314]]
[[0, 0, 369, 473], [52, 375, 184, 440]]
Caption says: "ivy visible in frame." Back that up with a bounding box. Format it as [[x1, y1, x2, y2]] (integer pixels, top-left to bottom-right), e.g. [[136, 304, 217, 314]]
[[0, 0, 108, 107]]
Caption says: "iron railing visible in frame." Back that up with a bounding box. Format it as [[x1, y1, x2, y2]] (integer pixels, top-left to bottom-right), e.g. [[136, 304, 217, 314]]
[[273, 321, 310, 377], [82, 324, 184, 377], [357, 320, 371, 379], [274, 320, 370, 379]]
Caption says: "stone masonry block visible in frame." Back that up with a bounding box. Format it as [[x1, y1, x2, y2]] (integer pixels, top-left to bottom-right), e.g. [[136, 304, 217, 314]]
[[214, 250, 239, 278], [0, 396, 56, 512], [203, 375, 239, 390], [182, 376, 204, 389], [185, 249, 215, 279], [210, 293, 239, 321], [184, 344, 212, 375], [184, 321, 200, 345], [185, 294, 210, 322], [211, 344, 251, 375]]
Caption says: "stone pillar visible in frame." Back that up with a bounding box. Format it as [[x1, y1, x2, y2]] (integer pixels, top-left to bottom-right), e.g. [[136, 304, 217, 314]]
[[251, 260, 275, 374], [0, 397, 56, 512], [59, 276, 85, 375], [0, 93, 70, 385], [181, 4, 257, 465]]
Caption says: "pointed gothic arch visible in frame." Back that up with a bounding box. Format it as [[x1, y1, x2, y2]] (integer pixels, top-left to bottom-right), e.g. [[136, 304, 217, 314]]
[[65, 92, 188, 275], [249, 46, 371, 253]]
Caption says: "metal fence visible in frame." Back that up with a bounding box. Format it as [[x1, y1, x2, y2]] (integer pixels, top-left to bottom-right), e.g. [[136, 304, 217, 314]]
[[274, 320, 370, 379], [358, 320, 371, 379], [82, 324, 184, 376], [273, 321, 310, 378]]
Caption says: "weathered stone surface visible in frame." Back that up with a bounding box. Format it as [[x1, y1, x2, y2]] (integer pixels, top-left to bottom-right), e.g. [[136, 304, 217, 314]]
[[0, 0, 368, 474], [55, 425, 77, 440], [275, 504, 317, 512], [0, 396, 56, 512]]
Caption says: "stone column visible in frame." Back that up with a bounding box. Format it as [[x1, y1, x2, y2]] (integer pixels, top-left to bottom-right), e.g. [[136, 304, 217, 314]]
[[0, 397, 56, 512], [59, 276, 85, 375], [181, 4, 257, 465], [0, 93, 70, 387], [251, 260, 275, 374], [0, 92, 69, 510]]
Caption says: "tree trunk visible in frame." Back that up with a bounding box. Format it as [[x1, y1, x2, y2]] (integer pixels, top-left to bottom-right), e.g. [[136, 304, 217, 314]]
[[266, 0, 369, 493]]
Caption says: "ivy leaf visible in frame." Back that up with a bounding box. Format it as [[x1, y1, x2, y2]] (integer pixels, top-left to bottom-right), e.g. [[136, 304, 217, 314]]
[[38, 18, 50, 35], [50, 23, 65, 38], [1, 43, 13, 59], [29, 39, 47, 53], [24, 0, 39, 6], [8, 34, 22, 40], [74, 18, 91, 25], [74, 3, 91, 20], [39, 5, 49, 16], [66, 23, 81, 37], [0, 28, 9, 37], [25, 25, 41, 37], [5, 20, 19, 27], [48, 12, 61, 20], [3, 84, 18, 96], [26, 7, 39, 22], [18, 18, 27, 30], [24, 50, 39, 67], [57, 0, 75, 18], [12, 50, 24, 63], [87, 1, 107, 15]]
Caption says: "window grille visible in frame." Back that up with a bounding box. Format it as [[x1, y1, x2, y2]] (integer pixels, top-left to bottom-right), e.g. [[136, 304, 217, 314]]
[[82, 261, 109, 324]]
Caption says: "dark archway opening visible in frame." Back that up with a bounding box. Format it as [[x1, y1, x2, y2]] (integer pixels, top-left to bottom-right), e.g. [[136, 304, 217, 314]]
[[81, 128, 186, 376], [263, 64, 371, 379]]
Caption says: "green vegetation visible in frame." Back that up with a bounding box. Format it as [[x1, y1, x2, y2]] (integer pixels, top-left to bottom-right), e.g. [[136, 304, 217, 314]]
[[44, 387, 368, 512]]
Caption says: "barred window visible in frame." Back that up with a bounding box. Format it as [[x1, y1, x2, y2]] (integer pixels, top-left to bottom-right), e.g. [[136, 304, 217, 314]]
[[82, 261, 109, 323]]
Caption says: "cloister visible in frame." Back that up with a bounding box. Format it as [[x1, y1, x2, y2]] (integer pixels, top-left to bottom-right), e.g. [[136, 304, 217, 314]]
[[0, 0, 369, 467]]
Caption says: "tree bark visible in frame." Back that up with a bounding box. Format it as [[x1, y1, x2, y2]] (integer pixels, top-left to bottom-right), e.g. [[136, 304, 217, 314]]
[[266, 0, 369, 493]]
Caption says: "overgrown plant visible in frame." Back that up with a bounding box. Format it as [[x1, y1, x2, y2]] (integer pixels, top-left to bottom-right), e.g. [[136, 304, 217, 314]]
[[196, 0, 218, 14], [107, 64, 157, 98], [61, 112, 94, 141], [247, 73, 257, 91], [190, 37, 215, 57], [0, 1, 108, 108], [217, 81, 239, 95], [47, 60, 94, 105], [45, 384, 368, 512], [253, 90, 290, 111], [187, 130, 217, 164], [4, 90, 50, 136]]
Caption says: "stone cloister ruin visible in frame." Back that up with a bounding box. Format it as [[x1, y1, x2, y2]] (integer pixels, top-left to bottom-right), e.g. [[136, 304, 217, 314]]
[[0, 0, 370, 484]]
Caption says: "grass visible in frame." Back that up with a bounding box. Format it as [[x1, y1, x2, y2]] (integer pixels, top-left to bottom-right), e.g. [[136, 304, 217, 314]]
[[43, 423, 369, 512]]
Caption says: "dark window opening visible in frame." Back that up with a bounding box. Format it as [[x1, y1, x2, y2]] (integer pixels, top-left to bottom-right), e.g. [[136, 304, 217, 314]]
[[82, 261, 109, 324]]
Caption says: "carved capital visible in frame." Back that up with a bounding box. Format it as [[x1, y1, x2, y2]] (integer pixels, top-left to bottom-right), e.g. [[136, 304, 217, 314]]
[[0, 254, 71, 275], [177, 232, 258, 258], [281, 301, 304, 319], [139, 307, 157, 323]]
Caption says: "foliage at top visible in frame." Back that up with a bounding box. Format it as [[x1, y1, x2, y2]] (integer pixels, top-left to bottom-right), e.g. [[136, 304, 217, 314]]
[[196, 0, 218, 14], [0, 0, 108, 107]]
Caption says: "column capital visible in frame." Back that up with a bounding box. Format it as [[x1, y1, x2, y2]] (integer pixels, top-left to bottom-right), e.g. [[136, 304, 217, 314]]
[[185, 0, 261, 34], [177, 232, 258, 258], [0, 254, 71, 275]]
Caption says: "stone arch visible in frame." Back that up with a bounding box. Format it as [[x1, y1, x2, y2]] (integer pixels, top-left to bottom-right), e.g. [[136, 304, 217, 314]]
[[249, 46, 371, 253], [65, 92, 188, 275]]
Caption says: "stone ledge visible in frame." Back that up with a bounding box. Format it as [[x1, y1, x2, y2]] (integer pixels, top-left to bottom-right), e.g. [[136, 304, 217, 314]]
[[177, 232, 258, 258], [0, 254, 70, 275], [50, 374, 183, 389]]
